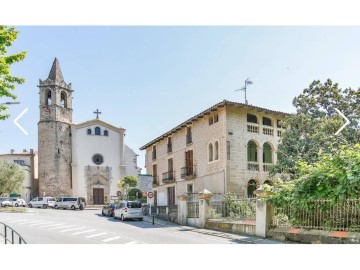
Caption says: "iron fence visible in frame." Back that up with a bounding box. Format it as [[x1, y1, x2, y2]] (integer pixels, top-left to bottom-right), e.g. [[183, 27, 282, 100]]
[[271, 199, 360, 232], [187, 193, 199, 218], [209, 194, 256, 224], [0, 222, 27, 244]]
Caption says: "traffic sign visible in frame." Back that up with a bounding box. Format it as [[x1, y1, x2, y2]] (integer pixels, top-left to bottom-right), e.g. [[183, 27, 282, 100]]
[[116, 191, 122, 196], [148, 192, 154, 199]]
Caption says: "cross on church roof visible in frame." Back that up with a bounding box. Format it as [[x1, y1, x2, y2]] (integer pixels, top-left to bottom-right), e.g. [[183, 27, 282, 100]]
[[94, 109, 101, 119]]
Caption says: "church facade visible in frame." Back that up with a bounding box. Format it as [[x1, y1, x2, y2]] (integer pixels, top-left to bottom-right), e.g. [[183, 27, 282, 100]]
[[38, 58, 140, 204]]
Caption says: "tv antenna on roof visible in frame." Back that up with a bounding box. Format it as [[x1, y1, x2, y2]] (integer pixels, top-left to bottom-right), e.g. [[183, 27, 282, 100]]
[[235, 78, 253, 105]]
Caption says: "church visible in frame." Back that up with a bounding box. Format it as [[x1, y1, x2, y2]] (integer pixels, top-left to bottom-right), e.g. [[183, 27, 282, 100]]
[[37, 58, 141, 205]]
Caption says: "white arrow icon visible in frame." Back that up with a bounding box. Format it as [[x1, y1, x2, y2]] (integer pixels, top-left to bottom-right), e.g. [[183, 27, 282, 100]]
[[13, 107, 29, 135], [334, 108, 350, 136]]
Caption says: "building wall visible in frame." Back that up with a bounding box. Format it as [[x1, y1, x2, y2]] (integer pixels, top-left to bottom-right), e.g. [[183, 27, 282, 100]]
[[0, 153, 38, 202], [124, 145, 142, 176], [72, 124, 124, 201], [143, 103, 286, 206]]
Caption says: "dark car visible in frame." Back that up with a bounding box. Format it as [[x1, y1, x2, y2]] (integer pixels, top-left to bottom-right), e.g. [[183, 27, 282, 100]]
[[102, 203, 116, 217]]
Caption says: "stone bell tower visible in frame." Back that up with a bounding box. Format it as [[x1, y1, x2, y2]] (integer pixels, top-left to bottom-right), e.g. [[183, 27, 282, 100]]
[[38, 58, 73, 197]]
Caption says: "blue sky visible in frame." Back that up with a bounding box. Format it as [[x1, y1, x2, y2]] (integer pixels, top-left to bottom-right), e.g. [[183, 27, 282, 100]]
[[1, 26, 360, 170]]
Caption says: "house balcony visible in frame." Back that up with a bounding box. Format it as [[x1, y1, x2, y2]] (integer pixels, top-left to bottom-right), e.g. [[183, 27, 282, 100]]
[[180, 166, 196, 180], [263, 163, 273, 172], [247, 124, 259, 134], [153, 176, 159, 187], [162, 171, 176, 184], [263, 127, 274, 136], [247, 162, 259, 171]]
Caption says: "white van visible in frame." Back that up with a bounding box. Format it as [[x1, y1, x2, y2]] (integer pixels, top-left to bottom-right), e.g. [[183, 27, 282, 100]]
[[28, 197, 56, 209], [114, 200, 143, 221], [54, 197, 86, 210]]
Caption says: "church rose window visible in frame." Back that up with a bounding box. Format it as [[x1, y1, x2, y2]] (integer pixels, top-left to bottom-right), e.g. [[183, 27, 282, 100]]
[[92, 154, 104, 165]]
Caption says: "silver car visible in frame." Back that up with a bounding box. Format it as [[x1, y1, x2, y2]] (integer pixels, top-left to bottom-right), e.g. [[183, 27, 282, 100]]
[[114, 200, 143, 221]]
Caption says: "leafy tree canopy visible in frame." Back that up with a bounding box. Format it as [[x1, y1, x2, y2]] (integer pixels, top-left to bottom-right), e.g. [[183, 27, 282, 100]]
[[117, 176, 138, 192], [0, 160, 25, 195], [266, 144, 360, 207], [0, 25, 26, 120], [272, 79, 360, 178]]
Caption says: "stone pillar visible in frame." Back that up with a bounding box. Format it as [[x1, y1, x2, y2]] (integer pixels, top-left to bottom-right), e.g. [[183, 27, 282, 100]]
[[254, 186, 273, 238], [198, 189, 213, 229], [176, 193, 189, 225]]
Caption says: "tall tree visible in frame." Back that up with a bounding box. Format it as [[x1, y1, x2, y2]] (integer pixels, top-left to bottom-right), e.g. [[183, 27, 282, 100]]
[[272, 79, 360, 178], [0, 161, 25, 195], [117, 176, 138, 192], [0, 25, 26, 120]]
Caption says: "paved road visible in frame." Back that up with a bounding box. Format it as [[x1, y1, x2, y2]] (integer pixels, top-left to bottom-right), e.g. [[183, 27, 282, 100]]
[[0, 208, 280, 244]]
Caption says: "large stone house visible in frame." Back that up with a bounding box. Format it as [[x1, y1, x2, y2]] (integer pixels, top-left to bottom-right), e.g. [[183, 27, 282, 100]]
[[140, 100, 288, 207]]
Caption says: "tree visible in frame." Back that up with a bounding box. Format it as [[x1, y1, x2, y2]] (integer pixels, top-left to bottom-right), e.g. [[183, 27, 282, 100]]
[[0, 161, 25, 195], [117, 176, 138, 192], [271, 79, 360, 178], [0, 25, 26, 120]]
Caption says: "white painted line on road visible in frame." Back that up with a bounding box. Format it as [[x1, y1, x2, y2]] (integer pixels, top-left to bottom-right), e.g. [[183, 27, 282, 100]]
[[102, 236, 122, 243], [85, 232, 108, 239], [48, 225, 75, 231], [72, 229, 96, 235], [59, 227, 87, 233], [18, 220, 44, 225], [29, 222, 53, 227], [39, 223, 63, 228], [124, 241, 138, 244], [7, 219, 28, 223]]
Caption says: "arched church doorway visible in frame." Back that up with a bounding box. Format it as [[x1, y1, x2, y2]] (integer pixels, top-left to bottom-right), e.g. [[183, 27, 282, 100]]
[[93, 188, 104, 205]]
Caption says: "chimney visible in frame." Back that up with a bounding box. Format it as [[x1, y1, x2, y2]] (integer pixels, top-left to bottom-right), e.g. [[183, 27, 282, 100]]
[[11, 149, 15, 154], [23, 149, 27, 153]]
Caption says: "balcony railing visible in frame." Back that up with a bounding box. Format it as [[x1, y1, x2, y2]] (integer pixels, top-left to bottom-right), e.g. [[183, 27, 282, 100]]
[[186, 132, 192, 144], [247, 124, 259, 134], [180, 166, 196, 179], [277, 129, 283, 137], [247, 162, 259, 171], [162, 171, 176, 183], [263, 127, 274, 136], [153, 176, 159, 187], [263, 163, 272, 172], [167, 143, 172, 153]]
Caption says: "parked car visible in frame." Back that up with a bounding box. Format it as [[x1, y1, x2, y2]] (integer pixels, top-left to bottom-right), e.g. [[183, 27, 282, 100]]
[[0, 198, 11, 207], [54, 197, 85, 210], [9, 198, 27, 207], [114, 200, 143, 221], [28, 197, 56, 208], [102, 203, 116, 217]]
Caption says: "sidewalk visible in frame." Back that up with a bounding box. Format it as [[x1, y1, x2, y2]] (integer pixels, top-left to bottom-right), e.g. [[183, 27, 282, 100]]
[[142, 215, 283, 244]]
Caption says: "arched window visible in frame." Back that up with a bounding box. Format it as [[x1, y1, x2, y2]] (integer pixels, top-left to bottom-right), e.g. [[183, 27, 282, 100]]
[[247, 180, 259, 198], [215, 141, 219, 160], [209, 143, 213, 162], [247, 140, 258, 162], [46, 90, 52, 105], [264, 180, 273, 186], [104, 130, 109, 136], [263, 142, 273, 163], [247, 114, 257, 124], [87, 129, 92, 135], [95, 127, 101, 135], [60, 92, 67, 108], [263, 117, 272, 126]]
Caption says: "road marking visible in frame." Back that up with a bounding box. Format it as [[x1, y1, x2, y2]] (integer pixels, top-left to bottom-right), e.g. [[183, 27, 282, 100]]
[[59, 227, 87, 233], [102, 236, 122, 243], [124, 241, 138, 244], [39, 223, 63, 228], [6, 219, 28, 223], [85, 232, 108, 238], [48, 225, 75, 231], [18, 220, 43, 225], [29, 222, 53, 227], [13, 107, 29, 135], [72, 229, 96, 235]]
